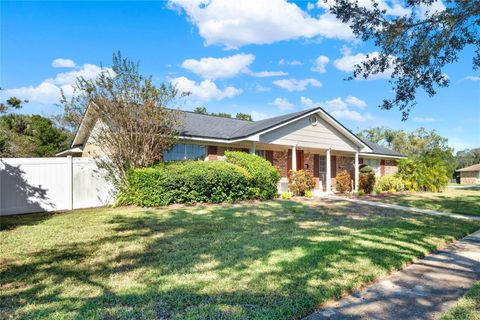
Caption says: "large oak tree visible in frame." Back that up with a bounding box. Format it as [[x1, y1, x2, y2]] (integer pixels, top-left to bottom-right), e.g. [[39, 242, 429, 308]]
[[326, 0, 479, 119]]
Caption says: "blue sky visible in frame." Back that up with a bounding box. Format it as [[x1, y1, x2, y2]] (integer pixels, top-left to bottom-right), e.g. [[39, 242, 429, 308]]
[[1, 0, 479, 151]]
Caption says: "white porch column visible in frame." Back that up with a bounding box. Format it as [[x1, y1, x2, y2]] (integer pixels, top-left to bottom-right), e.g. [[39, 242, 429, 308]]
[[250, 141, 256, 154], [291, 145, 297, 172], [354, 151, 359, 192], [326, 147, 332, 193]]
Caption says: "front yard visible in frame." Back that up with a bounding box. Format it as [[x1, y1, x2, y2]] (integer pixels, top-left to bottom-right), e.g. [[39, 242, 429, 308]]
[[1, 199, 479, 319], [361, 188, 480, 216]]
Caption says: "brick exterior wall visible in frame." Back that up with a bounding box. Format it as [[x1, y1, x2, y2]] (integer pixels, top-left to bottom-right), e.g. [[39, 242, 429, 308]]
[[304, 152, 314, 175], [460, 171, 480, 184], [384, 159, 398, 176], [201, 143, 400, 191], [273, 150, 288, 177]]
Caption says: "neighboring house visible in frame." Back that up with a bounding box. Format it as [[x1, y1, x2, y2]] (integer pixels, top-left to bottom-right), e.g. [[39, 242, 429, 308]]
[[58, 106, 404, 193], [456, 164, 480, 184]]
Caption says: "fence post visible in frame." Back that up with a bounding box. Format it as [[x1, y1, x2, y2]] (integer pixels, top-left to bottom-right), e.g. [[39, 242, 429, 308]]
[[66, 156, 73, 210]]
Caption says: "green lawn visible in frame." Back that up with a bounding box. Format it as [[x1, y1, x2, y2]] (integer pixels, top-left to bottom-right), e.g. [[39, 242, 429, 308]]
[[1, 200, 479, 319], [364, 188, 480, 216], [442, 282, 480, 320]]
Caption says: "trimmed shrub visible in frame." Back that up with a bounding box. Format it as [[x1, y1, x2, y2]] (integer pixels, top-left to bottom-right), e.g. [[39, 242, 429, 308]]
[[116, 161, 252, 206], [359, 171, 376, 194], [336, 170, 352, 193], [359, 165, 374, 174], [357, 189, 365, 196], [225, 151, 280, 200], [288, 169, 316, 196], [281, 192, 292, 199], [397, 157, 449, 192], [304, 190, 313, 198], [377, 175, 405, 192]]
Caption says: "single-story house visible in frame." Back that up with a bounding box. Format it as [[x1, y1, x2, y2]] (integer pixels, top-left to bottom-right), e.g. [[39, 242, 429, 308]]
[[58, 106, 404, 193], [456, 164, 480, 184]]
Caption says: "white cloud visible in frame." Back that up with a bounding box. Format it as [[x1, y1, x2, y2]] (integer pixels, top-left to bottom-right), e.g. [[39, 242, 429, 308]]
[[273, 78, 322, 91], [181, 54, 254, 80], [464, 76, 480, 81], [181, 53, 287, 79], [168, 0, 353, 49], [307, 2, 315, 10], [1, 64, 112, 104], [279, 59, 303, 66], [300, 95, 372, 122], [251, 110, 270, 120], [248, 70, 288, 77], [413, 117, 438, 123], [52, 58, 76, 68], [270, 97, 295, 110], [333, 47, 393, 80], [171, 76, 242, 101], [345, 95, 367, 109], [311, 55, 329, 73]]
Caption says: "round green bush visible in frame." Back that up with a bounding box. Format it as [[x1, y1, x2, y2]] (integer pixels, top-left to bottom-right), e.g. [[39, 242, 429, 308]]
[[116, 160, 253, 206], [224, 151, 280, 200]]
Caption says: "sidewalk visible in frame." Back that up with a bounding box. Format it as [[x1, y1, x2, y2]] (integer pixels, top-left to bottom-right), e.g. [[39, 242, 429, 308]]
[[303, 230, 480, 319]]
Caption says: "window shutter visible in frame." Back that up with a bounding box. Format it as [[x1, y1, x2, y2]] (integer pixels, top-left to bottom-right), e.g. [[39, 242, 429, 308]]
[[331, 155, 337, 177], [313, 154, 319, 177], [380, 159, 386, 176], [207, 146, 218, 155], [287, 149, 292, 172], [266, 150, 274, 165]]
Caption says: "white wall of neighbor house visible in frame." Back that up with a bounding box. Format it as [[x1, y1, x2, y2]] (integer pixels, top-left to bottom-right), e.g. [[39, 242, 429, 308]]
[[0, 157, 114, 216], [259, 114, 359, 152]]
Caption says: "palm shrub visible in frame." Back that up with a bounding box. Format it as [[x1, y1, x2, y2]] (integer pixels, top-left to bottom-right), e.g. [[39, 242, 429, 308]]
[[397, 156, 449, 192], [116, 161, 252, 206], [377, 175, 405, 192], [224, 151, 280, 200], [335, 170, 352, 193], [288, 169, 315, 196]]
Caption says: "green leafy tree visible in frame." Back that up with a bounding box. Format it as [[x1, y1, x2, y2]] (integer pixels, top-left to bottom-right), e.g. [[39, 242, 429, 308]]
[[327, 0, 480, 119], [211, 112, 232, 118], [235, 112, 252, 121], [0, 114, 71, 157], [358, 126, 455, 176], [193, 106, 208, 114], [0, 94, 28, 114], [455, 148, 480, 169], [61, 52, 185, 185]]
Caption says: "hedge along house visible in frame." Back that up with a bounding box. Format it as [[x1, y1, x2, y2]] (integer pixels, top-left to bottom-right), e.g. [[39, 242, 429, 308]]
[[60, 106, 404, 193]]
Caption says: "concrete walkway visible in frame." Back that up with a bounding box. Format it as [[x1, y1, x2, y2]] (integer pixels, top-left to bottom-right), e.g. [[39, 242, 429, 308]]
[[304, 230, 480, 320], [324, 195, 480, 221]]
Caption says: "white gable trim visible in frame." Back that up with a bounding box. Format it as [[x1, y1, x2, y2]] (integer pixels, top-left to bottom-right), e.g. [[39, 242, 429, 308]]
[[243, 108, 372, 152]]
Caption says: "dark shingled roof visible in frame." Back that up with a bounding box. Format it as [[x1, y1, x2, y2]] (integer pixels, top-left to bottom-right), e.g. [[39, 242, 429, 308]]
[[176, 108, 403, 157], [177, 108, 318, 140], [363, 140, 404, 157]]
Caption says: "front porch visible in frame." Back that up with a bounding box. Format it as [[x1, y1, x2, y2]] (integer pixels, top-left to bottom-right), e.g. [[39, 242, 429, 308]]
[[256, 144, 361, 194]]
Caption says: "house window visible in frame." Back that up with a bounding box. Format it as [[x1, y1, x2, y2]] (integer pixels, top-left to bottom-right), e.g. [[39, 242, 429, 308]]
[[163, 144, 206, 162], [255, 150, 265, 158], [319, 155, 327, 174], [363, 158, 380, 176]]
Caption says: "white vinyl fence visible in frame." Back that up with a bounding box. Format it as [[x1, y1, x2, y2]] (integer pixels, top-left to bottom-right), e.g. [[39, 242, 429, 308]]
[[0, 157, 115, 216]]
